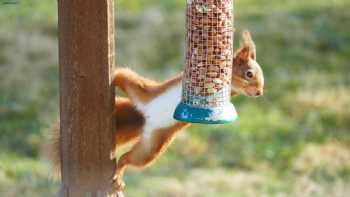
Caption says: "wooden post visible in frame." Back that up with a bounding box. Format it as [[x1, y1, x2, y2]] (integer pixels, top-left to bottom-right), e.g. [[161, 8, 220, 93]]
[[58, 0, 118, 196]]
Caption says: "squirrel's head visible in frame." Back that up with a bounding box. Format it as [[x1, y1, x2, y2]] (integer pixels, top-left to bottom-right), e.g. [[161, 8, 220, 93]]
[[231, 31, 264, 97]]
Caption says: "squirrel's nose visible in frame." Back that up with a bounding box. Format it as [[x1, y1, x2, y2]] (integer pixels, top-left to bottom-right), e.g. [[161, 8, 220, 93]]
[[256, 90, 262, 96]]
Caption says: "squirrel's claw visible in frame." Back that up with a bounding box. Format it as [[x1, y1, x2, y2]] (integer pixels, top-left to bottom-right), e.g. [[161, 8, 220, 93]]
[[110, 151, 116, 160], [112, 172, 126, 191]]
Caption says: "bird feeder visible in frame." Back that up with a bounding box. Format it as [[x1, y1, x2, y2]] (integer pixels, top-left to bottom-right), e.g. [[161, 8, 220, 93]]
[[174, 0, 237, 124]]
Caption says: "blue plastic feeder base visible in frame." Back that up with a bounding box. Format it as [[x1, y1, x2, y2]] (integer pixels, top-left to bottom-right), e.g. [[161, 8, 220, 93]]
[[173, 102, 238, 124]]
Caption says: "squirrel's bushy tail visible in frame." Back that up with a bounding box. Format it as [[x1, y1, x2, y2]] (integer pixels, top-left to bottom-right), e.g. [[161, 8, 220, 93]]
[[48, 121, 61, 179], [47, 98, 144, 179]]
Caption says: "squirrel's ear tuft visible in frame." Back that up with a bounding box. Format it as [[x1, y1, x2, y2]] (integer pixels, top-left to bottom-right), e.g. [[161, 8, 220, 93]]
[[235, 46, 250, 62], [240, 30, 256, 60]]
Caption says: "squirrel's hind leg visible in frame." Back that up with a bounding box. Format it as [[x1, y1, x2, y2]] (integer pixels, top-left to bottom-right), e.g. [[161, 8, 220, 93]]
[[112, 122, 188, 191]]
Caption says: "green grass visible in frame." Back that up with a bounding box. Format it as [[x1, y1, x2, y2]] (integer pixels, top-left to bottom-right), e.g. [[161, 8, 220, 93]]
[[0, 153, 59, 196], [1, 0, 350, 196]]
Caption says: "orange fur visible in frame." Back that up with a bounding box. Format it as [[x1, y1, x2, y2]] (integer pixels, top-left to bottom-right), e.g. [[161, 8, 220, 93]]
[[50, 31, 264, 192], [112, 31, 264, 191], [113, 97, 145, 147], [113, 122, 189, 190], [114, 68, 183, 103]]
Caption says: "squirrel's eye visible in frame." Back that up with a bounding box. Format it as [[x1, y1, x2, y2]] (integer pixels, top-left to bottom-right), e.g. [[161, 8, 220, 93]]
[[245, 70, 254, 79]]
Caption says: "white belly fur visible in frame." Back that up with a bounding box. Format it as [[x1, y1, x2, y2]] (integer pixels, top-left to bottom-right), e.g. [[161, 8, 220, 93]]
[[132, 82, 183, 139]]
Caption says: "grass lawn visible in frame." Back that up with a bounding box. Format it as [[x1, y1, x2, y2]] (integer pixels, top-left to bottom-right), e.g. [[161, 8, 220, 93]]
[[0, 0, 349, 196]]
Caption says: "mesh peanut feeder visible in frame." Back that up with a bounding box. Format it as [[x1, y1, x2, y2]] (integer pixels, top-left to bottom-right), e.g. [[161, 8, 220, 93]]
[[174, 0, 237, 124]]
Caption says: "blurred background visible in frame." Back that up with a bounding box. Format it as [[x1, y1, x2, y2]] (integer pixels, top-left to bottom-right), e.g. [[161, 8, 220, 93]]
[[1, 0, 350, 196]]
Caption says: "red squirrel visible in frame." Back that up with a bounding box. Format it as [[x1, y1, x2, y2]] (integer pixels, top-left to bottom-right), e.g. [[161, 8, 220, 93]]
[[51, 31, 264, 192]]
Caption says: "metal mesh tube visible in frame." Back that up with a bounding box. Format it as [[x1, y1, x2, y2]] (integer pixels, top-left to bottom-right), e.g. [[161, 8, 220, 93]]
[[182, 0, 234, 108]]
